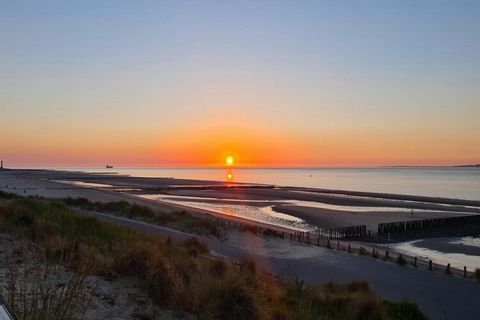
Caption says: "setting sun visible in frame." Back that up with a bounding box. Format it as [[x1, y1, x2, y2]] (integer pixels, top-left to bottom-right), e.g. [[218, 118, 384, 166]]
[[225, 155, 234, 166]]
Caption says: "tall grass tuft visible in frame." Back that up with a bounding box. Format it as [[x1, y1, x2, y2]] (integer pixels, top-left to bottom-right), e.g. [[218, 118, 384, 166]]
[[4, 262, 93, 320]]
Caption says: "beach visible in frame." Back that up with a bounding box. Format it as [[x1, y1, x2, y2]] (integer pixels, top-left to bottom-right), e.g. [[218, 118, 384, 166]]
[[2, 168, 480, 319]]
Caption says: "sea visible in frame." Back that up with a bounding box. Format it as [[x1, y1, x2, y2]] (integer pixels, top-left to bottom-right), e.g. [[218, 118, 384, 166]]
[[41, 166, 480, 201]]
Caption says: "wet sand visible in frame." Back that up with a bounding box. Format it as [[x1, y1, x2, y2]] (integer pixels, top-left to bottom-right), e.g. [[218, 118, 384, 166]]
[[2, 169, 479, 235], [410, 237, 480, 256], [272, 205, 471, 231]]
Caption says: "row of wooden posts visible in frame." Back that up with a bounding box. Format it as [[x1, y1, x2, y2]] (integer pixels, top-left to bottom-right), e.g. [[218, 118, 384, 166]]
[[221, 219, 478, 280], [142, 184, 276, 192], [378, 214, 480, 234]]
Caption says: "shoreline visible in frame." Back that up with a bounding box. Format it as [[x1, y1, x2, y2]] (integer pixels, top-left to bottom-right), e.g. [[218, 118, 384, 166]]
[[2, 168, 480, 237]]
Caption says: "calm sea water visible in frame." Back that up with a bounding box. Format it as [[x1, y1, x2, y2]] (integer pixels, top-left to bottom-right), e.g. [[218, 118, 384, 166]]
[[45, 167, 480, 201]]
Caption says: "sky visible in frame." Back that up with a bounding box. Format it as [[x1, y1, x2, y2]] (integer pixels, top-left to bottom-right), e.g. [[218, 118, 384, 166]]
[[1, 0, 479, 167]]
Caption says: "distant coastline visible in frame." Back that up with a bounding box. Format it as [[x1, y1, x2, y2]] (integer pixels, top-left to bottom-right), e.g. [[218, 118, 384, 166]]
[[381, 164, 480, 168], [453, 164, 480, 168]]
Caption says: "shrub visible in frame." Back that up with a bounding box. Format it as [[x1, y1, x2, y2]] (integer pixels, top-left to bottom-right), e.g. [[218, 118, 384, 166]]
[[196, 275, 260, 320], [209, 259, 227, 277], [4, 202, 35, 226], [383, 300, 428, 320], [114, 241, 157, 276], [145, 256, 184, 307], [62, 198, 224, 238], [239, 259, 257, 274], [0, 190, 20, 199], [5, 263, 93, 320], [474, 268, 480, 281], [359, 247, 368, 256], [182, 237, 209, 256]]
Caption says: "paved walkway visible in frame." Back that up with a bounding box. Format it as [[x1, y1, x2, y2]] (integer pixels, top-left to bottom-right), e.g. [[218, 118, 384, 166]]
[[76, 209, 480, 320]]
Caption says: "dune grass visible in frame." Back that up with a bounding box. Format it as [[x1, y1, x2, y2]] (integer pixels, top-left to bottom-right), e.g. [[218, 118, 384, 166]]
[[0, 193, 427, 320], [62, 197, 225, 238]]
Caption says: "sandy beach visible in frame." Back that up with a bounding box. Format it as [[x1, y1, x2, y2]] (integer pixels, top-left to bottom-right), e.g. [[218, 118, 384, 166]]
[[2, 169, 480, 236]]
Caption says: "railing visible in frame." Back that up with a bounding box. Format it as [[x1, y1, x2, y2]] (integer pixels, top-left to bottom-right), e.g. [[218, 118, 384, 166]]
[[218, 219, 479, 281]]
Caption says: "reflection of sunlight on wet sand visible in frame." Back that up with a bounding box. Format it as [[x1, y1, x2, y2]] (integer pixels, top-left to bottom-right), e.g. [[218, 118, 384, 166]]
[[138, 194, 312, 231], [388, 240, 480, 270], [222, 205, 235, 216]]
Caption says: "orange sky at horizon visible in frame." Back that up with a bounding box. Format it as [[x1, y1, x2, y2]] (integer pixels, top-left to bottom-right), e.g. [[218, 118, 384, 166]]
[[2, 117, 478, 168]]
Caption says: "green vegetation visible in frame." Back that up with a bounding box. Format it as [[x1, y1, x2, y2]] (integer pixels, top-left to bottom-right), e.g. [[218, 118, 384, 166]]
[[0, 193, 427, 319], [62, 197, 225, 238]]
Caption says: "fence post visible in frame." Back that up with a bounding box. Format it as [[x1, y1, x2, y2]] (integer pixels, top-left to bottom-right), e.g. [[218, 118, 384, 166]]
[[337, 241, 340, 250], [348, 244, 351, 253], [464, 266, 467, 278], [446, 263, 451, 274], [429, 260, 432, 271], [385, 250, 389, 260], [414, 257, 417, 267]]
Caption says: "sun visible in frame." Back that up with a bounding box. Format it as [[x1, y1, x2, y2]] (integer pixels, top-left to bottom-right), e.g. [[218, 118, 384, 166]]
[[225, 155, 234, 166]]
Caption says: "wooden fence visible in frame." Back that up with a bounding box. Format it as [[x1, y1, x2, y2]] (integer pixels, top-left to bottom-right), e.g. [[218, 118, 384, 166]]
[[378, 214, 480, 234]]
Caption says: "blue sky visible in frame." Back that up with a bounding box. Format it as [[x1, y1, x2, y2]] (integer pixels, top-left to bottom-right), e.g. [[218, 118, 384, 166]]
[[1, 1, 479, 166]]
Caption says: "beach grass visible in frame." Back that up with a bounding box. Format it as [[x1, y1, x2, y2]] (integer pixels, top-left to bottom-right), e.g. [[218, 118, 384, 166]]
[[0, 192, 427, 319], [62, 197, 225, 238]]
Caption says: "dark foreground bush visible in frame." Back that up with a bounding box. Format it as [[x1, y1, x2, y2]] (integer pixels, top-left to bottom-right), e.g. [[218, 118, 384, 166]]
[[383, 300, 428, 320], [197, 274, 259, 320]]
